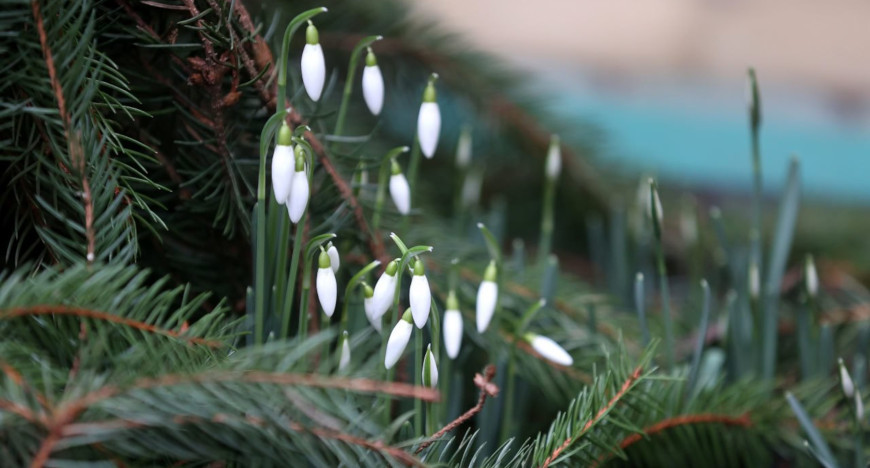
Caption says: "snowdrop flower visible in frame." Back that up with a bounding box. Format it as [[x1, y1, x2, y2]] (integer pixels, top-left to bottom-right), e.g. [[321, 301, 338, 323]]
[[327, 243, 340, 274], [856, 391, 865, 421], [362, 48, 384, 116], [271, 122, 294, 204], [409, 259, 431, 328], [385, 309, 414, 369], [839, 358, 855, 398], [316, 250, 337, 317], [545, 134, 561, 180], [422, 343, 438, 388], [476, 261, 498, 333], [805, 255, 818, 298], [389, 159, 410, 215], [647, 179, 663, 227], [338, 331, 351, 371], [526, 333, 573, 366], [287, 147, 309, 223], [443, 290, 463, 359], [371, 259, 399, 321], [748, 262, 760, 300], [456, 125, 472, 169], [417, 75, 440, 159], [301, 21, 325, 102], [362, 282, 381, 332]]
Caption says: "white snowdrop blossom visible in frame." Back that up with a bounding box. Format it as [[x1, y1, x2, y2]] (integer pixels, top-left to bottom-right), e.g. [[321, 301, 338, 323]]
[[839, 358, 855, 398], [409, 259, 431, 328], [316, 251, 337, 317], [417, 76, 440, 159], [287, 147, 309, 223], [476, 261, 498, 333], [527, 333, 573, 366], [545, 134, 561, 180], [748, 262, 760, 300], [338, 331, 351, 371], [327, 243, 340, 274], [362, 48, 384, 116], [647, 179, 663, 227], [443, 291, 463, 359], [371, 260, 399, 321], [385, 310, 414, 369], [301, 22, 325, 101], [805, 255, 818, 297], [389, 159, 411, 215], [422, 343, 438, 388], [456, 126, 472, 169], [271, 123, 294, 204], [362, 283, 381, 332]]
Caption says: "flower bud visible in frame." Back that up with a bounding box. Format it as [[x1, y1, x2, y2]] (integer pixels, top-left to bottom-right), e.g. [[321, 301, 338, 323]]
[[409, 259, 431, 328], [526, 333, 573, 366], [748, 261, 760, 300], [287, 147, 309, 223], [362, 48, 384, 116], [362, 282, 381, 332], [389, 159, 411, 215], [456, 125, 472, 169], [839, 358, 855, 398], [417, 75, 441, 159], [805, 255, 818, 298], [371, 259, 399, 321], [443, 290, 463, 359], [545, 134, 561, 180], [422, 343, 438, 388], [476, 261, 498, 333], [316, 250, 337, 317], [301, 22, 326, 101], [271, 123, 294, 204], [338, 331, 351, 371], [385, 309, 414, 369], [327, 243, 340, 274]]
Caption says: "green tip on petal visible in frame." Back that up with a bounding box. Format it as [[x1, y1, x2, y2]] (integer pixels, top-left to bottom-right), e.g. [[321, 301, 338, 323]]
[[523, 332, 536, 343], [422, 344, 433, 386], [401, 308, 413, 323], [549, 134, 560, 149], [483, 260, 497, 282], [447, 290, 459, 310], [306, 22, 319, 45], [422, 77, 438, 103], [278, 122, 292, 146], [318, 251, 331, 269], [365, 48, 377, 67], [390, 158, 401, 175], [362, 282, 373, 298], [385, 259, 399, 276], [413, 258, 425, 276]]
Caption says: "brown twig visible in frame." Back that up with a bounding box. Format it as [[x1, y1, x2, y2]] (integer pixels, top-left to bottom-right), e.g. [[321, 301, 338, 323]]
[[540, 366, 643, 468], [415, 365, 499, 454], [620, 413, 751, 450], [0, 305, 226, 348]]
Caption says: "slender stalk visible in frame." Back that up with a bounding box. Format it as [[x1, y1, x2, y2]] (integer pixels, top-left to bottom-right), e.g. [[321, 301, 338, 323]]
[[796, 300, 814, 379], [414, 330, 422, 435], [635, 273, 649, 347], [538, 170, 557, 266], [686, 280, 711, 397], [500, 299, 545, 443], [281, 223, 304, 339], [332, 36, 382, 141]]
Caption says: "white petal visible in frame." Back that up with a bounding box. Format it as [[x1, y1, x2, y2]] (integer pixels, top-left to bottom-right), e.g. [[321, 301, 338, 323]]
[[316, 267, 337, 317], [364, 297, 382, 332], [389, 173, 411, 215], [287, 170, 309, 223], [417, 102, 441, 159], [530, 335, 573, 366], [409, 275, 431, 328], [841, 362, 855, 398], [372, 273, 397, 320], [362, 65, 384, 116], [327, 245, 340, 274], [271, 145, 294, 204], [805, 259, 818, 296], [423, 349, 439, 388], [339, 338, 351, 371], [475, 280, 497, 333], [443, 309, 463, 359], [545, 142, 561, 180], [301, 43, 325, 101], [385, 320, 413, 369]]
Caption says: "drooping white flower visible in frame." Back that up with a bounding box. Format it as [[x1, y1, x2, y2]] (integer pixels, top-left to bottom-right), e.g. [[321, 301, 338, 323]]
[[316, 251, 337, 317], [389, 159, 411, 215], [301, 22, 326, 102], [748, 261, 760, 300], [362, 48, 384, 116], [526, 333, 573, 366], [839, 358, 855, 398], [409, 259, 431, 328], [456, 126, 472, 169], [647, 178, 663, 227], [476, 261, 498, 333], [417, 76, 440, 159], [271, 122, 294, 204], [385, 309, 414, 369], [805, 255, 818, 298], [327, 243, 340, 274], [443, 290, 463, 359], [422, 343, 438, 388], [545, 134, 561, 180], [338, 331, 351, 371], [287, 147, 309, 223], [371, 260, 399, 321], [856, 391, 865, 421], [362, 282, 381, 332]]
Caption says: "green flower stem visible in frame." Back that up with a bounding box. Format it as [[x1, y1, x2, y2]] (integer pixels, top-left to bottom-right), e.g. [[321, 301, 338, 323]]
[[649, 181, 674, 371], [277, 8, 328, 109], [406, 135, 421, 198], [500, 299, 545, 443], [537, 170, 557, 266], [427, 299, 441, 435], [795, 300, 814, 379], [372, 146, 410, 232], [273, 201, 290, 314], [280, 223, 305, 339], [414, 327, 422, 436], [332, 35, 383, 141]]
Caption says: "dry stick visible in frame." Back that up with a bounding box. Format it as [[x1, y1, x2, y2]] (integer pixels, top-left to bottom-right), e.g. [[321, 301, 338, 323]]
[[415, 365, 499, 454], [32, 0, 95, 265], [0, 306, 226, 348], [539, 366, 643, 468]]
